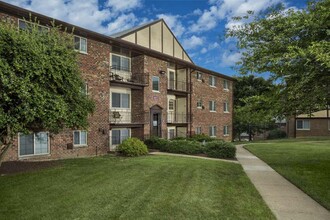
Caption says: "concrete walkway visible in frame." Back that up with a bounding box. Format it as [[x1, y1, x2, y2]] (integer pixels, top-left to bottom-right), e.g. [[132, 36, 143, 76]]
[[149, 152, 239, 164], [236, 145, 330, 220]]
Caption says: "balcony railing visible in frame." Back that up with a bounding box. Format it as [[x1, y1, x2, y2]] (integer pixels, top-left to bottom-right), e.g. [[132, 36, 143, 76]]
[[168, 80, 190, 92], [110, 110, 149, 124], [110, 66, 149, 86], [167, 112, 190, 123]]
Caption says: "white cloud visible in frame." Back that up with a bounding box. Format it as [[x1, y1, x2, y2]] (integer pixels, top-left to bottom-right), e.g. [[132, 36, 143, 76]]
[[156, 14, 185, 37], [201, 48, 208, 54], [182, 35, 204, 50], [106, 0, 142, 12], [106, 13, 138, 34], [220, 51, 241, 66]]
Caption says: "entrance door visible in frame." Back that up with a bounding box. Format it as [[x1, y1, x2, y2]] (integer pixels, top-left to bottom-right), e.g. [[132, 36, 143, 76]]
[[150, 105, 162, 137]]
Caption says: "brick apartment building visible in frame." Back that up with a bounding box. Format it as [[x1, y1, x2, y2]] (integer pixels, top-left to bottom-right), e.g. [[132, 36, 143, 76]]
[[0, 2, 234, 161]]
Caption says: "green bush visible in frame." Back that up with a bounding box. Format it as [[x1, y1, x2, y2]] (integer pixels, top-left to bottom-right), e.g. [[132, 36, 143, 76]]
[[144, 136, 169, 150], [190, 134, 216, 142], [205, 141, 236, 159], [164, 140, 204, 155], [267, 129, 287, 139], [117, 138, 148, 157]]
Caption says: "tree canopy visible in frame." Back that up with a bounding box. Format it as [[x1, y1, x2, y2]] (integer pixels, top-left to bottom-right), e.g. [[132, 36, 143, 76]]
[[0, 19, 94, 162], [227, 0, 330, 115]]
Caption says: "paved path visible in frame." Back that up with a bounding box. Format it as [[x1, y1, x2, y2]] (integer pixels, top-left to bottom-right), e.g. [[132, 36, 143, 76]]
[[149, 152, 239, 164], [236, 145, 330, 220]]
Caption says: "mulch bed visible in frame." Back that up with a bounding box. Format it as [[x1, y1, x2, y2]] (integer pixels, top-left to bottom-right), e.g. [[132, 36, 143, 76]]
[[0, 160, 61, 175]]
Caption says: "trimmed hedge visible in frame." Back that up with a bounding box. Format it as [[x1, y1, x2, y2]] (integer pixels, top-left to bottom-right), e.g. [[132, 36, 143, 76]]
[[267, 129, 287, 139], [190, 134, 216, 142], [116, 138, 148, 157], [164, 140, 204, 155], [144, 136, 169, 150], [205, 141, 236, 159]]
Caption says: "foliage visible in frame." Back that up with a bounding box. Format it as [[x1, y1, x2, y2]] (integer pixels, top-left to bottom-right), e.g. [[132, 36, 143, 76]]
[[0, 19, 94, 162], [233, 75, 278, 141], [144, 136, 169, 150], [163, 140, 204, 155], [267, 129, 287, 139], [189, 134, 217, 142], [116, 138, 148, 157], [227, 0, 330, 115], [205, 141, 236, 159]]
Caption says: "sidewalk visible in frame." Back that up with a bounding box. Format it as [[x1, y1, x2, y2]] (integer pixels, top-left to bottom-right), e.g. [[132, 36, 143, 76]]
[[236, 145, 330, 220]]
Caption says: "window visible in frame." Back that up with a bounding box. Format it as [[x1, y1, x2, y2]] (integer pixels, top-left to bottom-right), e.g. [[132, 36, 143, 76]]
[[209, 76, 216, 87], [73, 131, 87, 146], [74, 36, 87, 53], [169, 99, 175, 110], [168, 129, 175, 139], [296, 120, 310, 130], [19, 132, 49, 156], [196, 72, 202, 80], [111, 129, 130, 145], [209, 101, 216, 112], [209, 126, 216, 137], [197, 99, 203, 108], [152, 76, 160, 92], [18, 20, 49, 32], [111, 54, 131, 72], [224, 102, 229, 112], [81, 82, 88, 96], [223, 126, 229, 136], [196, 127, 202, 135], [223, 80, 229, 90], [111, 93, 130, 108]]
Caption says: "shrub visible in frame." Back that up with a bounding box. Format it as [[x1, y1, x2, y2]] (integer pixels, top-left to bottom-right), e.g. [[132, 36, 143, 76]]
[[190, 134, 216, 142], [144, 136, 169, 150], [205, 141, 236, 159], [117, 138, 148, 157], [164, 140, 204, 155], [267, 129, 287, 139]]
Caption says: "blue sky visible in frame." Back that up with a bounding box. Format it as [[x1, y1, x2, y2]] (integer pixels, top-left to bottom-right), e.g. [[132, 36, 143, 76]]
[[6, 0, 307, 77]]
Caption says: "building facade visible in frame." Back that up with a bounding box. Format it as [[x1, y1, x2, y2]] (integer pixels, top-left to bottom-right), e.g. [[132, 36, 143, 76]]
[[0, 2, 234, 162]]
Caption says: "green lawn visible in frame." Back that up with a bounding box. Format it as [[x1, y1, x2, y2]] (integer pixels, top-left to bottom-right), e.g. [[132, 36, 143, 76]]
[[245, 138, 330, 210], [0, 155, 274, 219]]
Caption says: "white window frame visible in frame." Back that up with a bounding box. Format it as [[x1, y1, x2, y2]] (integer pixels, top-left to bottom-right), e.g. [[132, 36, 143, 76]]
[[110, 53, 131, 72], [224, 102, 229, 113], [209, 76, 216, 87], [296, 119, 310, 130], [196, 127, 202, 135], [111, 128, 131, 147], [209, 126, 216, 137], [73, 130, 88, 147], [196, 72, 202, 81], [74, 36, 87, 54], [223, 79, 229, 90], [168, 127, 176, 139], [152, 76, 160, 92], [81, 82, 88, 96], [223, 125, 229, 136], [168, 99, 175, 111], [197, 99, 203, 109], [209, 101, 216, 112], [18, 132, 50, 157], [111, 92, 131, 109]]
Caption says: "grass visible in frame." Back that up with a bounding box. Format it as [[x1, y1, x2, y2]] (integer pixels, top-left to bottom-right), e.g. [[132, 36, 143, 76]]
[[0, 155, 274, 219], [245, 138, 330, 210]]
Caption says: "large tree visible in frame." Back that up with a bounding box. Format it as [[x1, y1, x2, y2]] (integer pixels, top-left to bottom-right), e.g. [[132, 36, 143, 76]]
[[227, 0, 330, 115], [0, 19, 94, 163], [233, 75, 278, 141]]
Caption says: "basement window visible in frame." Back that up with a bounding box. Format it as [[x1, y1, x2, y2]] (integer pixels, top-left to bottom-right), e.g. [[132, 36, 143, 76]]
[[73, 130, 87, 146]]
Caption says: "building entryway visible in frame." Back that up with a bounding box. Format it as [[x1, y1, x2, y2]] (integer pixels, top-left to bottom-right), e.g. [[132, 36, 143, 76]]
[[150, 105, 162, 137]]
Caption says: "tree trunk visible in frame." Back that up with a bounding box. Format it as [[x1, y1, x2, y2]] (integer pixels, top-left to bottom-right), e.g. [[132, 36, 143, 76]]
[[0, 142, 12, 167], [0, 126, 13, 167]]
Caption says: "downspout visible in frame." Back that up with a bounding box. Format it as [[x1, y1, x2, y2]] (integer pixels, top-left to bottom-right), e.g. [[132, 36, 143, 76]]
[[189, 68, 194, 137]]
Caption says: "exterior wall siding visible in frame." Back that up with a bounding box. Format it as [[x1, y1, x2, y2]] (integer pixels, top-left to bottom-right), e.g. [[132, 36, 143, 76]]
[[287, 118, 330, 138]]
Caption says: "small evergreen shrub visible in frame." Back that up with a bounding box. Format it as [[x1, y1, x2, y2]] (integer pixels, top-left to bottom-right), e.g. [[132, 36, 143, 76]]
[[190, 134, 216, 142], [164, 140, 203, 155], [117, 138, 148, 157], [205, 141, 236, 159], [267, 129, 287, 139], [144, 137, 169, 150]]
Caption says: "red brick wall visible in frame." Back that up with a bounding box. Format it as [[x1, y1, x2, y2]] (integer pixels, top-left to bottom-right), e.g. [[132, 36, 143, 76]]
[[3, 13, 111, 161], [190, 71, 233, 141], [287, 118, 330, 137]]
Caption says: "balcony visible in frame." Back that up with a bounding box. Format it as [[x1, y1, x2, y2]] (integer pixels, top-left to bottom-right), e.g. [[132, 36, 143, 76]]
[[168, 80, 190, 94], [167, 112, 190, 124], [110, 110, 149, 127], [110, 66, 149, 88]]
